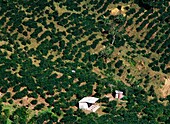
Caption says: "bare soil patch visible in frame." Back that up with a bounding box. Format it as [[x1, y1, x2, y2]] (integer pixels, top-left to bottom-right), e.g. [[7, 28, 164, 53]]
[[161, 77, 170, 98], [93, 67, 106, 78]]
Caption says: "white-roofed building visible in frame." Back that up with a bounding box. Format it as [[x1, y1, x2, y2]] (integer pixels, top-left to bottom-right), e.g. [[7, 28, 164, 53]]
[[79, 97, 100, 112], [115, 90, 124, 99]]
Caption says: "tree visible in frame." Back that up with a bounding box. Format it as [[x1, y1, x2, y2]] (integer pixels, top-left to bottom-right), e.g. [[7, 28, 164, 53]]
[[45, 97, 54, 106], [34, 103, 45, 110], [60, 115, 77, 123], [28, 92, 38, 99], [0, 115, 7, 124], [115, 60, 123, 68], [114, 14, 126, 24], [31, 100, 37, 105], [99, 45, 114, 62], [10, 106, 28, 124], [12, 88, 28, 100]]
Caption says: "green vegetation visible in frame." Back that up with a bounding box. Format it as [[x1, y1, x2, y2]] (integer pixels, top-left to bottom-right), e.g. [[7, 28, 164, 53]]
[[0, 0, 170, 123]]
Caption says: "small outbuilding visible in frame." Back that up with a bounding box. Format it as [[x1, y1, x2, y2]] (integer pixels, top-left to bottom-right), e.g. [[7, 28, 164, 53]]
[[115, 90, 124, 99], [79, 97, 100, 112]]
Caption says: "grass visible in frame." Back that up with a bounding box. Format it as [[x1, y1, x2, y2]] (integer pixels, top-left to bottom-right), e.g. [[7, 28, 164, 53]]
[[128, 58, 136, 66], [2, 104, 16, 115]]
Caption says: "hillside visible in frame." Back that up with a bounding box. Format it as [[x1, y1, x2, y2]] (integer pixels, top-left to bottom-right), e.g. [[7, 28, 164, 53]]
[[0, 0, 170, 123]]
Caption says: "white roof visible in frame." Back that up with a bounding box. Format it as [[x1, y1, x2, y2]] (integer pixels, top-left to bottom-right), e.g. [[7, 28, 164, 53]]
[[115, 90, 123, 93], [79, 102, 89, 109], [79, 97, 99, 103]]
